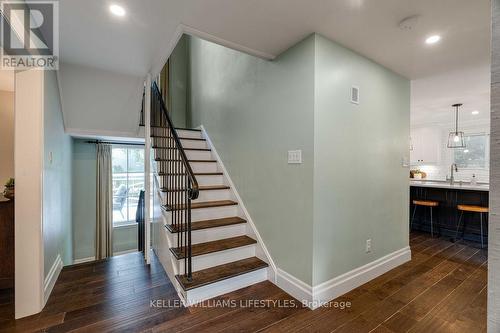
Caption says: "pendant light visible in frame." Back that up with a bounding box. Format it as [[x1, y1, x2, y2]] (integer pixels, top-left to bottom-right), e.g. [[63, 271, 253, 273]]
[[447, 103, 466, 148]]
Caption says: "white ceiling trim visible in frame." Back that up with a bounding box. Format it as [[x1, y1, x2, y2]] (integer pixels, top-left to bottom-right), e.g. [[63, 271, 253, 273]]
[[150, 23, 276, 78]]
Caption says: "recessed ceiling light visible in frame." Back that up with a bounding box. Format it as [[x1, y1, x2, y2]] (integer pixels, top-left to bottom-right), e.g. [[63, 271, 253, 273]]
[[109, 4, 126, 17], [425, 35, 441, 44], [471, 110, 479, 115]]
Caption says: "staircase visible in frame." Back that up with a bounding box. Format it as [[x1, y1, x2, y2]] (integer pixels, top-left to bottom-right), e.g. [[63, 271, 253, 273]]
[[145, 83, 269, 304]]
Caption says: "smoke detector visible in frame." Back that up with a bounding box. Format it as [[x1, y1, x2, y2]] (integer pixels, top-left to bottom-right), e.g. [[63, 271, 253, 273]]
[[398, 15, 420, 31]]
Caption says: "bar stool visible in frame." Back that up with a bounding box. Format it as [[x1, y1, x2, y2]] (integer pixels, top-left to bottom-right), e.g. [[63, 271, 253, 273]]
[[411, 200, 439, 237], [455, 205, 489, 248]]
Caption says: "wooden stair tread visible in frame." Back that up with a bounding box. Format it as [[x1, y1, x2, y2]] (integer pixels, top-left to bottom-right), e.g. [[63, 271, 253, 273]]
[[152, 146, 211, 151], [164, 200, 238, 211], [171, 235, 256, 259], [191, 200, 237, 209], [160, 185, 230, 192], [176, 257, 268, 290], [165, 216, 246, 233], [175, 127, 202, 132]]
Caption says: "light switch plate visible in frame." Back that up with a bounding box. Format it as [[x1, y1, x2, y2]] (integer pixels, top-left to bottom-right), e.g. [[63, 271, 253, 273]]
[[366, 239, 372, 253], [288, 150, 302, 164]]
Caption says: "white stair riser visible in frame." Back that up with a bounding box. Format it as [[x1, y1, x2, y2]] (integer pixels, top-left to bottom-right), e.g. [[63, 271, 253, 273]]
[[182, 268, 268, 305], [189, 162, 218, 173], [157, 174, 224, 186], [154, 162, 218, 174], [152, 139, 207, 149], [177, 129, 202, 139], [195, 175, 225, 186], [194, 189, 233, 201], [180, 139, 208, 149], [191, 223, 246, 244], [185, 150, 213, 160], [177, 245, 256, 274], [163, 222, 245, 246], [191, 205, 240, 221], [152, 150, 211, 160], [158, 188, 232, 206], [161, 205, 240, 223], [160, 189, 233, 204]]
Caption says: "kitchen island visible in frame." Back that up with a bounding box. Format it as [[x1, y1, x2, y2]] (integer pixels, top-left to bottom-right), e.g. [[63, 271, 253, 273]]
[[410, 179, 488, 244]]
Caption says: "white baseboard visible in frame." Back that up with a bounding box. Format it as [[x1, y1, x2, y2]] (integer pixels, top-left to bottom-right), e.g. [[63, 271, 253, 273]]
[[276, 268, 313, 304], [312, 246, 411, 308], [276, 246, 411, 309], [72, 256, 96, 265], [43, 254, 63, 304]]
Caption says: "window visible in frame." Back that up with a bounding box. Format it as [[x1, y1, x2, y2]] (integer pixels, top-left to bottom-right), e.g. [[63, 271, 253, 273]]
[[112, 147, 144, 226], [453, 134, 488, 169]]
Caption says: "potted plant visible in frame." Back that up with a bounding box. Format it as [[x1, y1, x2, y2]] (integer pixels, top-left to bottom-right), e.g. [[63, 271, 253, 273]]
[[3, 178, 14, 199]]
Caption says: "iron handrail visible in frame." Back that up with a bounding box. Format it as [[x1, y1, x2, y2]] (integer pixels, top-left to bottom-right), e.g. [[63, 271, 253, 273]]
[[151, 82, 199, 200]]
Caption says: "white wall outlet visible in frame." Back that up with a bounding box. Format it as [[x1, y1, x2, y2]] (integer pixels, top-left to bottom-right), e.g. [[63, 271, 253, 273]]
[[288, 150, 302, 164], [365, 239, 372, 253], [48, 152, 53, 165]]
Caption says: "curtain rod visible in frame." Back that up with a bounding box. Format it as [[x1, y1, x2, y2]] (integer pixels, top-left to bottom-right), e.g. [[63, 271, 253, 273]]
[[85, 140, 145, 146]]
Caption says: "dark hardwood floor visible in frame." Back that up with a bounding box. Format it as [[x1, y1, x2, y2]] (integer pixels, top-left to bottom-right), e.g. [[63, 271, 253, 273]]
[[0, 232, 487, 332]]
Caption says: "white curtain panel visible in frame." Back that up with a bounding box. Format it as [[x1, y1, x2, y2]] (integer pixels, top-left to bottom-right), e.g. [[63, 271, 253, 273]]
[[96, 143, 113, 259]]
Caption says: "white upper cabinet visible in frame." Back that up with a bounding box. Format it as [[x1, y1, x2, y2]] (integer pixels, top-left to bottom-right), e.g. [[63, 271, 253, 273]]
[[410, 127, 440, 165]]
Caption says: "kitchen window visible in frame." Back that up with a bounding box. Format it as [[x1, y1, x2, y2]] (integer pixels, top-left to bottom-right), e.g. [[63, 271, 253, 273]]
[[112, 146, 144, 227], [453, 134, 489, 169]]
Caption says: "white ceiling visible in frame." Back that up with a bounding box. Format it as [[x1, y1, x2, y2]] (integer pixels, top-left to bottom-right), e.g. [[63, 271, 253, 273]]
[[411, 65, 490, 127], [58, 0, 491, 128], [59, 0, 490, 79]]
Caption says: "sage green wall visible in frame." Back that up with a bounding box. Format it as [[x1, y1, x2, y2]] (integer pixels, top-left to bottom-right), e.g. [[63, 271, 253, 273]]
[[186, 34, 409, 286], [169, 34, 189, 128], [72, 139, 138, 261], [188, 35, 316, 284], [43, 70, 73, 275], [312, 34, 410, 285]]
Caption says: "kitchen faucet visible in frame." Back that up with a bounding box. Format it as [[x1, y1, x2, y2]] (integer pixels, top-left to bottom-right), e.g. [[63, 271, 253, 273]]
[[448, 163, 458, 185]]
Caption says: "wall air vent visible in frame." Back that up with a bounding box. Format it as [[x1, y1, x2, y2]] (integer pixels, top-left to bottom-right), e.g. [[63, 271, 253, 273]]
[[351, 86, 359, 104]]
